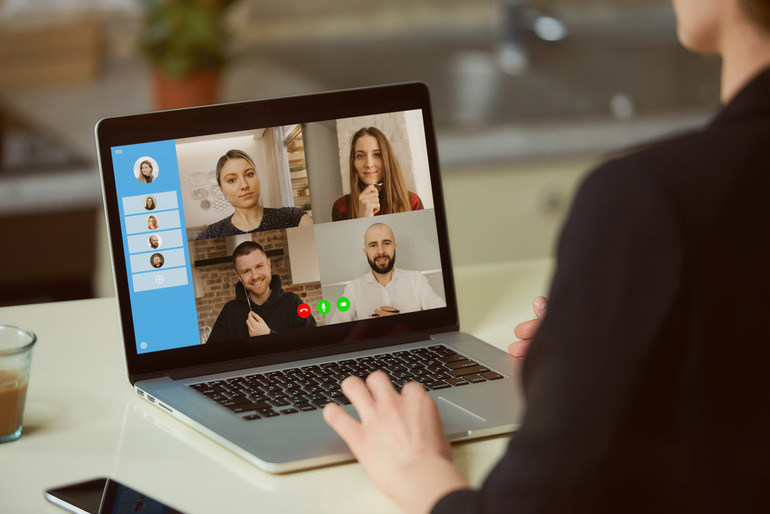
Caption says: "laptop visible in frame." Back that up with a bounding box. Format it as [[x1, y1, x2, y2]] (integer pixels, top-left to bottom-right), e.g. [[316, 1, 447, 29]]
[[95, 82, 524, 473]]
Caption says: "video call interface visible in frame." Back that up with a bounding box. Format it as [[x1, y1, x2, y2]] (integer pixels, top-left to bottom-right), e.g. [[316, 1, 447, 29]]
[[111, 110, 447, 354]]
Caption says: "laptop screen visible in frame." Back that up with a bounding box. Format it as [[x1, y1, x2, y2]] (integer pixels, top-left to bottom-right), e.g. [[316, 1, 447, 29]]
[[97, 84, 457, 378]]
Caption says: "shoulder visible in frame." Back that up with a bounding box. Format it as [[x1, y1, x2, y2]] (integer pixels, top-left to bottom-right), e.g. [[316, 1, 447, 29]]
[[347, 273, 370, 286], [344, 273, 371, 292], [577, 121, 749, 220], [262, 207, 306, 229], [558, 142, 687, 271], [278, 289, 303, 306], [354, 271, 372, 283], [595, 118, 754, 191], [576, 125, 715, 203], [568, 154, 673, 236], [395, 268, 428, 284], [216, 299, 244, 317], [332, 195, 350, 221], [223, 298, 242, 310], [408, 192, 423, 210], [197, 215, 235, 240]]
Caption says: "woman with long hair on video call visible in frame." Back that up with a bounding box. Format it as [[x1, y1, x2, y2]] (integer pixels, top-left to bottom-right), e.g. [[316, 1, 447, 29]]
[[331, 127, 424, 221], [197, 149, 312, 240]]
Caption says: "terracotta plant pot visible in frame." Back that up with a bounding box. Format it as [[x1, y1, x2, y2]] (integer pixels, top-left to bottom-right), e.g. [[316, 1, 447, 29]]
[[151, 68, 221, 111]]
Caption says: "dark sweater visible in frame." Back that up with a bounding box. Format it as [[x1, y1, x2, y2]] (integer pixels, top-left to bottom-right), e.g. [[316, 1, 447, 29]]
[[435, 68, 770, 513]]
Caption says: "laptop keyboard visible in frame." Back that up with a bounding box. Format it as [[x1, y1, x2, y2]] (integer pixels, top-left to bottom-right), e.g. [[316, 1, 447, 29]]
[[188, 345, 504, 421]]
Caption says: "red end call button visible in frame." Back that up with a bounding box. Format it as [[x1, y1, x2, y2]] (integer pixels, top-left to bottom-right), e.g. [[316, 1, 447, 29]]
[[297, 303, 311, 318]]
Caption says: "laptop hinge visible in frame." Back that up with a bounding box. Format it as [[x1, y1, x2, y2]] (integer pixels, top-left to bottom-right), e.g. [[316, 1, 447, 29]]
[[165, 328, 438, 381]]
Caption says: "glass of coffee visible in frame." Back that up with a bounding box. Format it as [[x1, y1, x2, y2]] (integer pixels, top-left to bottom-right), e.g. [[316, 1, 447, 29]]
[[0, 324, 36, 443]]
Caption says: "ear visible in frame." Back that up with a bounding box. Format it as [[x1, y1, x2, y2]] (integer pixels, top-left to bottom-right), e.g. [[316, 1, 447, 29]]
[[234, 269, 242, 283]]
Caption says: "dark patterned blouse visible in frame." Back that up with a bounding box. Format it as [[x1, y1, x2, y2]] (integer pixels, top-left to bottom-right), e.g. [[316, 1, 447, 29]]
[[196, 207, 306, 240]]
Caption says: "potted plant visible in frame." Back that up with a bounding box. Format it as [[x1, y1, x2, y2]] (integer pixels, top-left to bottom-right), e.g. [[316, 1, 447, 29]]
[[138, 0, 236, 110]]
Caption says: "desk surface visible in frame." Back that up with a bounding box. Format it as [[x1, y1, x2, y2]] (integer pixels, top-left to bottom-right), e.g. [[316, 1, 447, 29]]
[[0, 259, 552, 513]]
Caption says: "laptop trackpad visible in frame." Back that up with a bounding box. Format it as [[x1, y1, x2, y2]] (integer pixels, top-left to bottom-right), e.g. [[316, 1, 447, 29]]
[[436, 396, 487, 437], [342, 395, 486, 435]]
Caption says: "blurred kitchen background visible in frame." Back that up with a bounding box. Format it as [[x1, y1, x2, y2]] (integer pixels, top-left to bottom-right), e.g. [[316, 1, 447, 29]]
[[0, 0, 720, 306]]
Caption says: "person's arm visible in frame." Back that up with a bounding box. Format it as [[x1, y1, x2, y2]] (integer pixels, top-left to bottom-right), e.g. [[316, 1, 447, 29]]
[[298, 213, 314, 227], [415, 273, 446, 310], [331, 196, 348, 222], [410, 192, 424, 211], [206, 304, 233, 343], [323, 372, 470, 514]]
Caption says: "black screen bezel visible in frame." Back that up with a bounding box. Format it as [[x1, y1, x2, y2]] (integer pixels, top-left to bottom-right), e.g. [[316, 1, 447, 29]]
[[96, 82, 459, 383]]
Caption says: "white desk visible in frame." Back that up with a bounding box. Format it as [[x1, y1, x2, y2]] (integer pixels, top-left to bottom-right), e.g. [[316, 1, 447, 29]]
[[0, 259, 552, 513]]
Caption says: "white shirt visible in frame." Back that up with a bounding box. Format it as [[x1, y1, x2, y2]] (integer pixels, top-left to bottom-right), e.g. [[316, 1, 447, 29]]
[[330, 267, 446, 323]]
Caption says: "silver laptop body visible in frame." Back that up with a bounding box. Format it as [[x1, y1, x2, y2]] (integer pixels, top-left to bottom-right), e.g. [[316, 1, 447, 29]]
[[96, 83, 522, 473]]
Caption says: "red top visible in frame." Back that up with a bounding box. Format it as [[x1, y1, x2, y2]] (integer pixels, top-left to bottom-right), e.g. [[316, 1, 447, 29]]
[[331, 192, 424, 221]]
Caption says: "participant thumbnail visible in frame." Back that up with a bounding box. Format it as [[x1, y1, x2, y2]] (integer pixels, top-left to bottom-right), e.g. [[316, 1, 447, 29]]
[[189, 225, 324, 345], [175, 128, 314, 241], [302, 110, 434, 224], [314, 209, 445, 323], [134, 157, 159, 184]]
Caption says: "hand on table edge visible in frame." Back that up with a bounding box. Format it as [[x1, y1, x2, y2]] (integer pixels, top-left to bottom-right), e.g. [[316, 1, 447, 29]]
[[323, 371, 471, 514], [509, 296, 548, 359]]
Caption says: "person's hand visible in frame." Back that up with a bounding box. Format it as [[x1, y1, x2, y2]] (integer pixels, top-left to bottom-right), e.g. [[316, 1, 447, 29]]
[[323, 372, 470, 513], [373, 306, 400, 317], [246, 311, 270, 337], [357, 184, 381, 217], [509, 296, 548, 359]]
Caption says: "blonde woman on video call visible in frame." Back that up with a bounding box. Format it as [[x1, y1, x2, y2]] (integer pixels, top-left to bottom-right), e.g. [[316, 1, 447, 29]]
[[331, 127, 424, 221]]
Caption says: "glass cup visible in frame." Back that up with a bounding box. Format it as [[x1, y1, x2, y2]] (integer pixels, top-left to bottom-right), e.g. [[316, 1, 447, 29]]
[[0, 324, 37, 443]]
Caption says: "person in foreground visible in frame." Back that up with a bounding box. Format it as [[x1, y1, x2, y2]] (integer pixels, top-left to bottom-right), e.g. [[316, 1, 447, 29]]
[[323, 1, 770, 512]]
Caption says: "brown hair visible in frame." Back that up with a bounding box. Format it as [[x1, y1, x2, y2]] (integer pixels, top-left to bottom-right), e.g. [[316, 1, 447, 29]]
[[231, 240, 266, 266], [741, 0, 770, 31], [347, 127, 410, 219], [216, 149, 258, 186]]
